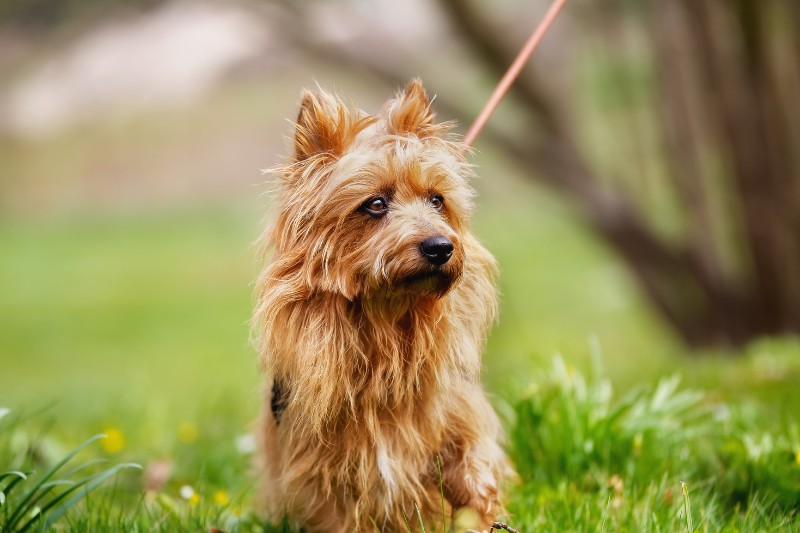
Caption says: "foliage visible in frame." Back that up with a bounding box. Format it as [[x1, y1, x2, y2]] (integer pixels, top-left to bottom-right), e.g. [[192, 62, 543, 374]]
[[508, 356, 800, 531], [3, 353, 799, 531], [0, 409, 140, 532]]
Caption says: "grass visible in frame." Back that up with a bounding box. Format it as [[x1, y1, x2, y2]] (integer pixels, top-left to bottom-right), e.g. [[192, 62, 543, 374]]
[[1, 70, 798, 530], [0, 411, 141, 533], [1, 205, 799, 531], [507, 355, 800, 531], [2, 353, 799, 531]]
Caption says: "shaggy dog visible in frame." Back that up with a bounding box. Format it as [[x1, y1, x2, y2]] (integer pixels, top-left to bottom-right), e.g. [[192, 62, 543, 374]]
[[255, 80, 511, 531]]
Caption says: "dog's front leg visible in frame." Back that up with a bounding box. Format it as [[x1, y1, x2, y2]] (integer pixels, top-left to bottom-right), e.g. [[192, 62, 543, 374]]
[[439, 389, 510, 526], [441, 438, 505, 526]]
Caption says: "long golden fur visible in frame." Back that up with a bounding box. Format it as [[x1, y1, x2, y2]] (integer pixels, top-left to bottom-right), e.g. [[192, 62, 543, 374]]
[[254, 80, 511, 531]]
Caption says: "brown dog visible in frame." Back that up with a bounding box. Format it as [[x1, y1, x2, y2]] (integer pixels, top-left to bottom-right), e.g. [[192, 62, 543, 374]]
[[254, 80, 511, 531]]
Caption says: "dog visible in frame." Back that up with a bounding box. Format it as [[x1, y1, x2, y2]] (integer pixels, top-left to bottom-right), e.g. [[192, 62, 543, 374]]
[[254, 79, 511, 531]]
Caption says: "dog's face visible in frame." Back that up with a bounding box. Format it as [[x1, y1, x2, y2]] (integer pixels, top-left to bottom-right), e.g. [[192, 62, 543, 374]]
[[270, 80, 475, 301]]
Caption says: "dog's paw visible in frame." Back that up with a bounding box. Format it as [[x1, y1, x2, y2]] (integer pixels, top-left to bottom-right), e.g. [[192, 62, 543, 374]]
[[463, 468, 499, 516]]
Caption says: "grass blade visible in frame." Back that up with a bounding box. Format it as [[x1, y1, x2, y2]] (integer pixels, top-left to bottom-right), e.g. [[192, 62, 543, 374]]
[[60, 459, 109, 480], [599, 488, 612, 532], [402, 509, 412, 532], [0, 472, 31, 502], [38, 462, 141, 530], [19, 479, 76, 514], [0, 471, 28, 486], [369, 516, 380, 532], [436, 455, 446, 533], [680, 481, 693, 533], [414, 502, 426, 533], [2, 434, 106, 530]]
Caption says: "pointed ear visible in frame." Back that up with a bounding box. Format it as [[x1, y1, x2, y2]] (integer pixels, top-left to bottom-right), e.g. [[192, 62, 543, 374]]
[[294, 89, 369, 162], [294, 90, 342, 162], [384, 79, 445, 138]]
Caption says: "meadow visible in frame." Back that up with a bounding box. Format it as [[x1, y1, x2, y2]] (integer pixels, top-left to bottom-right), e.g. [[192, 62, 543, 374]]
[[1, 75, 800, 531]]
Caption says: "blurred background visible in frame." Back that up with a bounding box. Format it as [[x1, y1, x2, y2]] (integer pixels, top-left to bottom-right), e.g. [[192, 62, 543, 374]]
[[1, 0, 799, 440]]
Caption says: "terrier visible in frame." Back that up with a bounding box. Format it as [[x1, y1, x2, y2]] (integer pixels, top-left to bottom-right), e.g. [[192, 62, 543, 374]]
[[255, 80, 511, 531]]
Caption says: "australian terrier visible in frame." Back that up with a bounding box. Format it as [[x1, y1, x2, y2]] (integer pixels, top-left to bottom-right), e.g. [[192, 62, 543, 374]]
[[254, 80, 511, 531]]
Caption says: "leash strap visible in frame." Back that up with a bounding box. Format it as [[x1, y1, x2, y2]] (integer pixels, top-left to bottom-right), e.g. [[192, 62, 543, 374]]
[[461, 0, 569, 151]]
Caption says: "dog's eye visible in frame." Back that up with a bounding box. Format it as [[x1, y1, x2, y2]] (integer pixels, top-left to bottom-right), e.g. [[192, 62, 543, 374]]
[[431, 195, 444, 211], [362, 197, 388, 216]]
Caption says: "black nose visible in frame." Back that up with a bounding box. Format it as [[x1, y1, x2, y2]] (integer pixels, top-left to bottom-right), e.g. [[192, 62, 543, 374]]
[[419, 236, 454, 266]]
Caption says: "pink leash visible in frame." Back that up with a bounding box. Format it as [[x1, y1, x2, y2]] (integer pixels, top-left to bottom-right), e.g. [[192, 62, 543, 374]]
[[461, 0, 569, 152]]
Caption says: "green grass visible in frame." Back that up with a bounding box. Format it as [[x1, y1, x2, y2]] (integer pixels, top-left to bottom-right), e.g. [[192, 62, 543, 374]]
[[0, 412, 141, 533], [2, 353, 799, 531], [507, 355, 800, 531], [1, 205, 799, 531]]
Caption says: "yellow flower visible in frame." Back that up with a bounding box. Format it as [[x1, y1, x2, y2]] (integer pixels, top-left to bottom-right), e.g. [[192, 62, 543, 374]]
[[633, 433, 643, 456], [213, 490, 229, 506], [101, 428, 125, 454], [189, 493, 200, 506], [177, 421, 198, 443], [795, 449, 800, 466]]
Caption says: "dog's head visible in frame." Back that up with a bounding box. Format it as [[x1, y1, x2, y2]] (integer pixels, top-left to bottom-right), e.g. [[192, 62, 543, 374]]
[[268, 80, 475, 301]]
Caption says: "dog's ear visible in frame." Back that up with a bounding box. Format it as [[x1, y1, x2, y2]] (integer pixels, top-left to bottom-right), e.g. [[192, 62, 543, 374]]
[[294, 90, 342, 162], [294, 89, 373, 162], [384, 79, 446, 138]]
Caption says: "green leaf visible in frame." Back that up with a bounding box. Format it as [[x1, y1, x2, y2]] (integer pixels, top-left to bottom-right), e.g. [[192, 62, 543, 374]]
[[0, 472, 28, 485], [39, 463, 141, 529], [0, 472, 30, 500], [2, 434, 106, 530]]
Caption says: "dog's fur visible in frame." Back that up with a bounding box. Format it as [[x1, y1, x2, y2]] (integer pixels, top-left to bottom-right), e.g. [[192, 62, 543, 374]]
[[254, 80, 510, 531]]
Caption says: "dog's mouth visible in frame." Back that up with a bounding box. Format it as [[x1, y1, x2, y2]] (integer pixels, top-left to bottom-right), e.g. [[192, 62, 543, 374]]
[[399, 269, 457, 296]]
